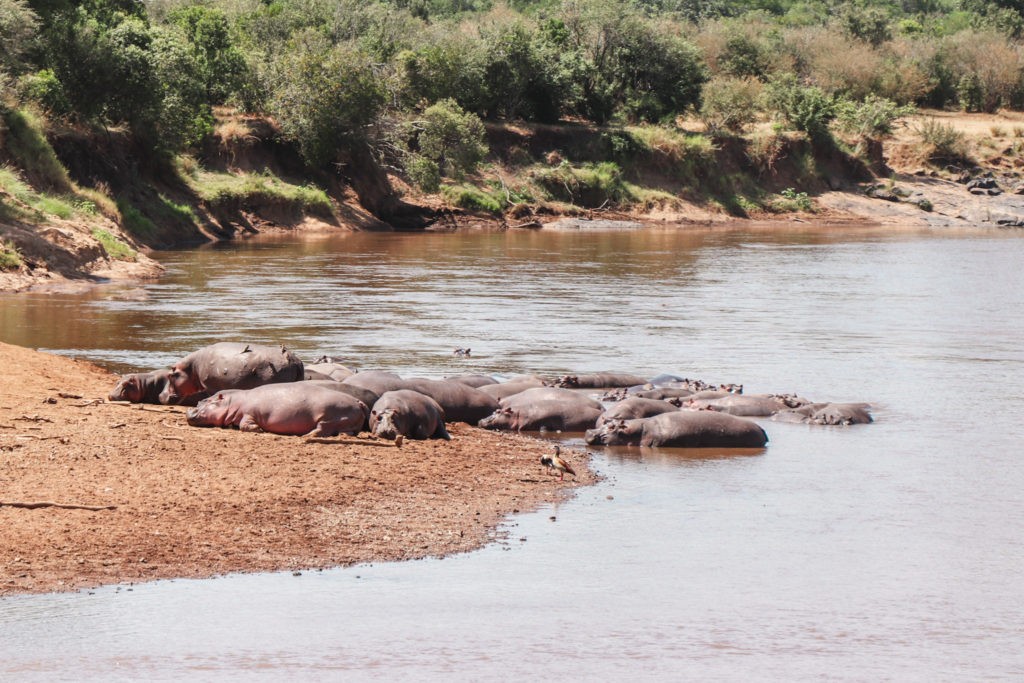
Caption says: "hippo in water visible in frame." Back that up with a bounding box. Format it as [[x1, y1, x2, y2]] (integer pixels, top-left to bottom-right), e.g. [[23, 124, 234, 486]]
[[108, 369, 207, 405], [370, 390, 450, 440], [557, 372, 649, 389], [186, 383, 367, 437], [773, 402, 873, 425], [478, 400, 603, 432], [684, 394, 790, 417], [596, 397, 680, 426], [159, 342, 304, 405], [585, 411, 768, 448]]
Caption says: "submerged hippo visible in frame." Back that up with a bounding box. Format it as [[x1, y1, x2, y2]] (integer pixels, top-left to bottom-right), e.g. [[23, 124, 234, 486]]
[[773, 402, 873, 425], [685, 394, 789, 417], [557, 372, 649, 389], [109, 369, 208, 405], [159, 342, 304, 405], [596, 397, 680, 426], [186, 383, 367, 437], [370, 390, 450, 440], [477, 378, 548, 401], [585, 411, 768, 448], [478, 400, 603, 432]]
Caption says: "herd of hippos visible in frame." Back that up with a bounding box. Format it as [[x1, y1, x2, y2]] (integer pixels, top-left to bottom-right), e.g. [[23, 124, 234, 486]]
[[108, 342, 873, 453]]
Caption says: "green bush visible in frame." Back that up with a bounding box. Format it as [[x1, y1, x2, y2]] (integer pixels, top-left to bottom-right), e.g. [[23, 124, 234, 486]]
[[1, 108, 73, 192], [92, 228, 137, 261], [535, 161, 630, 207], [835, 95, 916, 139], [416, 99, 488, 180], [763, 73, 836, 144], [407, 156, 441, 193], [441, 184, 504, 213], [0, 240, 22, 270], [917, 118, 968, 161], [700, 76, 762, 134], [117, 200, 157, 238]]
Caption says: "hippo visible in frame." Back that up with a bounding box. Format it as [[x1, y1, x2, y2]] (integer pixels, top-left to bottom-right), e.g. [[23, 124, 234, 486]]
[[585, 411, 769, 448], [370, 390, 450, 440], [556, 372, 649, 389], [304, 361, 356, 381], [186, 383, 368, 437], [499, 386, 603, 411], [684, 394, 789, 417], [478, 400, 603, 432], [478, 378, 547, 400], [402, 379, 499, 424], [301, 380, 380, 428], [446, 374, 498, 388], [774, 402, 873, 425], [342, 370, 406, 395], [628, 387, 696, 401], [596, 397, 680, 426], [159, 342, 304, 405]]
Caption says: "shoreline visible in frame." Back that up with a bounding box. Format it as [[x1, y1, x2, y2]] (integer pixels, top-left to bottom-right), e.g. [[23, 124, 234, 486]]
[[0, 342, 596, 597]]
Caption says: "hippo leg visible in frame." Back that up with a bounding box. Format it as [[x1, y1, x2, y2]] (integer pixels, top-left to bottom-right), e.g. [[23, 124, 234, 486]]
[[306, 420, 357, 438], [433, 422, 452, 440], [238, 414, 263, 433]]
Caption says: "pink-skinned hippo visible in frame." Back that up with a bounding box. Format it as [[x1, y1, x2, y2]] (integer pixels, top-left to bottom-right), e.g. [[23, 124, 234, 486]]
[[109, 369, 207, 406], [596, 397, 680, 426], [557, 372, 649, 389], [370, 390, 450, 440], [585, 411, 769, 448], [478, 400, 603, 432], [186, 383, 368, 437], [499, 386, 604, 411], [159, 342, 304, 405], [344, 374, 497, 424], [773, 402, 873, 425]]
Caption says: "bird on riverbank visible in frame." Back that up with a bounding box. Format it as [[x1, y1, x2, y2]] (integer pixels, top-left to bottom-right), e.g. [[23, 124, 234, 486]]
[[541, 446, 576, 481]]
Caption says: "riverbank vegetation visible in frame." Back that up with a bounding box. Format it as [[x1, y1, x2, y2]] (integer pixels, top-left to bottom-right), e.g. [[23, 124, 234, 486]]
[[4, 0, 1024, 258]]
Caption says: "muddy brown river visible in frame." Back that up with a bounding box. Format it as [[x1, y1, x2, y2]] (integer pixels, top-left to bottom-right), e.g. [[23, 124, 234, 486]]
[[1, 225, 1023, 679]]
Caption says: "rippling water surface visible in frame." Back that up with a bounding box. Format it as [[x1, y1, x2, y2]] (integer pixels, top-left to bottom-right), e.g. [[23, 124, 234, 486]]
[[1, 225, 1023, 680]]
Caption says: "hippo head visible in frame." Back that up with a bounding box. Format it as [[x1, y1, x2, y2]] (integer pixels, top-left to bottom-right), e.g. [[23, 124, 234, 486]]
[[477, 407, 515, 431], [159, 364, 201, 405], [371, 408, 399, 440], [186, 391, 236, 428], [584, 419, 641, 446], [109, 373, 146, 403]]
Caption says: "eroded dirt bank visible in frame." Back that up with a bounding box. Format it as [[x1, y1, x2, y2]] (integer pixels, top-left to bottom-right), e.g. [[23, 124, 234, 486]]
[[0, 342, 594, 596]]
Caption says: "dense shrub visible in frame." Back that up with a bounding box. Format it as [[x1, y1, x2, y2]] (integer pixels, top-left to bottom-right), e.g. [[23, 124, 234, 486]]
[[763, 73, 836, 143], [700, 76, 762, 134]]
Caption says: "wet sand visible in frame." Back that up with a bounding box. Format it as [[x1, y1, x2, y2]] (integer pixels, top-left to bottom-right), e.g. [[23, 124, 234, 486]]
[[0, 342, 594, 596]]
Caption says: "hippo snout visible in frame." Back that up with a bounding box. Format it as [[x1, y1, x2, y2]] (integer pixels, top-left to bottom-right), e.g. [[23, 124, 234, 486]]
[[584, 428, 603, 445], [185, 406, 204, 426]]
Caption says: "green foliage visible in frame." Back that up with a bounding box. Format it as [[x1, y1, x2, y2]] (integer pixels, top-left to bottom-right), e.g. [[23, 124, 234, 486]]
[[534, 161, 630, 207], [835, 94, 916, 139], [415, 99, 488, 179], [190, 170, 333, 216], [839, 4, 892, 47], [719, 34, 770, 80], [116, 199, 157, 238], [1, 239, 23, 269], [169, 5, 247, 103], [17, 69, 70, 114], [268, 41, 386, 166], [91, 228, 137, 261], [441, 183, 504, 213], [1, 107, 73, 191], [0, 0, 39, 76], [763, 73, 836, 143], [407, 156, 441, 192], [916, 118, 969, 161], [779, 187, 812, 211], [700, 76, 762, 134], [958, 73, 985, 112]]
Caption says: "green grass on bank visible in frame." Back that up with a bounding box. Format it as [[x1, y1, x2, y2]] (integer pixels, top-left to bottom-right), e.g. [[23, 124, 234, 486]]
[[182, 162, 333, 216]]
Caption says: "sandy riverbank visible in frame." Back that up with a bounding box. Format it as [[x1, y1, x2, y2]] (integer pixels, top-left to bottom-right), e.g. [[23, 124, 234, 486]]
[[0, 342, 595, 596]]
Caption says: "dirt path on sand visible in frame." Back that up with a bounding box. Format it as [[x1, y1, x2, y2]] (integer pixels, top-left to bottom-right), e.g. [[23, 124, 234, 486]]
[[0, 342, 595, 596]]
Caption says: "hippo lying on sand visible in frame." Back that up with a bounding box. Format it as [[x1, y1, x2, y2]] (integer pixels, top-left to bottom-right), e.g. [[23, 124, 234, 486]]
[[585, 411, 768, 448], [160, 342, 304, 405], [370, 390, 450, 440], [186, 383, 367, 437], [109, 369, 206, 406]]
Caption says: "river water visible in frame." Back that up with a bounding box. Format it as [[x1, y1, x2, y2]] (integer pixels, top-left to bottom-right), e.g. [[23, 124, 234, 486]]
[[1, 225, 1023, 680]]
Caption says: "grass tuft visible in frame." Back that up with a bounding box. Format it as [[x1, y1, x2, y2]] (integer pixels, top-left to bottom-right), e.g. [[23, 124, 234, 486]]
[[0, 240, 23, 270], [91, 228, 137, 261]]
